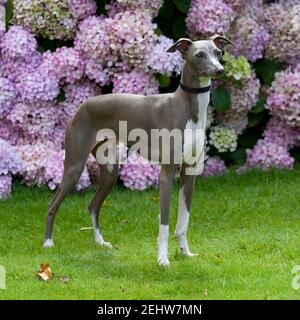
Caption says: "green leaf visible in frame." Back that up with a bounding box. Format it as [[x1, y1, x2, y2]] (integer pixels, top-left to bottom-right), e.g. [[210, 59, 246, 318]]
[[248, 112, 265, 128], [238, 129, 262, 149], [5, 0, 14, 29], [95, 0, 110, 15], [229, 149, 246, 165], [56, 89, 66, 102], [250, 96, 265, 114], [254, 59, 284, 85], [172, 16, 186, 39], [37, 45, 45, 53], [173, 0, 191, 13], [212, 85, 231, 112], [158, 0, 174, 21], [156, 74, 171, 88]]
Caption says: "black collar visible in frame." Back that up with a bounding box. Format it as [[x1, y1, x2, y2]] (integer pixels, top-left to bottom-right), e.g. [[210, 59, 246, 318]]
[[180, 82, 211, 94]]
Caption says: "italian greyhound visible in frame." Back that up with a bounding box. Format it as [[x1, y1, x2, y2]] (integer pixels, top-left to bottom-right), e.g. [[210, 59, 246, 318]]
[[44, 35, 233, 266]]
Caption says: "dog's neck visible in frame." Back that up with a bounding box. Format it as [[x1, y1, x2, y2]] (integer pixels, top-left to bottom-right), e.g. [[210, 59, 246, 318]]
[[179, 62, 211, 124], [180, 61, 211, 88]]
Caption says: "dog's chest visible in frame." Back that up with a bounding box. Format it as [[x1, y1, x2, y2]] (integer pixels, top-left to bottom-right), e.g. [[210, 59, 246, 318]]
[[182, 93, 209, 164]]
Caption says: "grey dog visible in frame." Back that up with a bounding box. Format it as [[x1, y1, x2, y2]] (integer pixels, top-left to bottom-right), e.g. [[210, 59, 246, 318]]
[[44, 35, 233, 266]]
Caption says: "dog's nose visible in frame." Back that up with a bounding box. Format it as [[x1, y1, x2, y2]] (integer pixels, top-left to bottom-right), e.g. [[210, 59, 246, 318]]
[[216, 68, 225, 76]]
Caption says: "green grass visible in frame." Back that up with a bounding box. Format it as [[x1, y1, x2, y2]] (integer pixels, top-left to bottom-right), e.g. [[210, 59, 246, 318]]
[[1, 167, 300, 300]]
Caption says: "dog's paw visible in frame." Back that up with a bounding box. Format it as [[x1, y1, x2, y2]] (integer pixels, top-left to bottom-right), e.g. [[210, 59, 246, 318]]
[[43, 239, 54, 248], [180, 247, 198, 257], [157, 257, 170, 267], [96, 239, 113, 248], [184, 251, 198, 257]]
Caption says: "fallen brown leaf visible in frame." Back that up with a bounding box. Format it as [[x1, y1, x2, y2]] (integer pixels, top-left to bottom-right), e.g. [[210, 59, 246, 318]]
[[37, 263, 52, 281]]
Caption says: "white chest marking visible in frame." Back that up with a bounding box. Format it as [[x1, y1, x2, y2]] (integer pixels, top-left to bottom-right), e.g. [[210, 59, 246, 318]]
[[183, 91, 209, 165]]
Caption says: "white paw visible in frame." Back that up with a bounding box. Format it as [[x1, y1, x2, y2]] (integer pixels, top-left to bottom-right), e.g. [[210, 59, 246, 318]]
[[43, 239, 54, 248], [96, 239, 113, 248], [157, 256, 170, 267], [183, 250, 198, 257]]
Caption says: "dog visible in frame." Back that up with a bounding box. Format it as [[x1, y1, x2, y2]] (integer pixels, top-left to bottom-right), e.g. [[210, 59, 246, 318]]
[[43, 35, 233, 266]]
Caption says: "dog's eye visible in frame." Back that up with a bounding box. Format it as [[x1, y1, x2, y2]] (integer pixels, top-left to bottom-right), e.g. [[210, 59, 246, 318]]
[[215, 50, 222, 58], [196, 51, 206, 58]]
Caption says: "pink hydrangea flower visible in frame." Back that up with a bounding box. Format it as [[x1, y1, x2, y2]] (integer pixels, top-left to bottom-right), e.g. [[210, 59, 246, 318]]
[[0, 25, 37, 60], [186, 0, 236, 39], [0, 174, 12, 199], [246, 140, 294, 170], [0, 77, 17, 118], [0, 139, 22, 175], [106, 0, 163, 18], [40, 47, 85, 85], [229, 15, 269, 62], [266, 67, 300, 127], [112, 70, 159, 95], [202, 156, 228, 176], [45, 149, 90, 191], [264, 3, 300, 63], [146, 35, 182, 76], [119, 152, 160, 190], [68, 0, 97, 20], [8, 101, 57, 139], [16, 67, 59, 102], [16, 140, 57, 186]]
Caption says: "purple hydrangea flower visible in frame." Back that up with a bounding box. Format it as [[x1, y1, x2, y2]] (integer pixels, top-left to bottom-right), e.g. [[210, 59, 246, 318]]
[[0, 139, 22, 175], [40, 47, 85, 85], [266, 67, 300, 127], [68, 0, 97, 20], [246, 140, 294, 170], [45, 149, 90, 191], [229, 15, 270, 62], [0, 119, 20, 146], [16, 140, 57, 186], [112, 69, 159, 95], [106, 0, 163, 18], [262, 116, 300, 149], [186, 0, 236, 39], [0, 77, 17, 119], [202, 156, 228, 176], [223, 0, 247, 12], [8, 101, 57, 138], [119, 152, 160, 190], [16, 67, 59, 102], [264, 3, 300, 63], [0, 174, 12, 199], [0, 25, 37, 60], [146, 35, 182, 76], [0, 52, 42, 81]]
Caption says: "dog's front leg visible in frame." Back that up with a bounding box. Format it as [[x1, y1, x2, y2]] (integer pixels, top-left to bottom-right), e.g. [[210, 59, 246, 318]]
[[157, 165, 177, 267], [175, 164, 197, 256]]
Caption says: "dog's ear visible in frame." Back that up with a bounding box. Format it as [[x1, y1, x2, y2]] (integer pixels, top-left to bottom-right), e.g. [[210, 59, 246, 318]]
[[209, 34, 234, 50], [166, 38, 193, 54]]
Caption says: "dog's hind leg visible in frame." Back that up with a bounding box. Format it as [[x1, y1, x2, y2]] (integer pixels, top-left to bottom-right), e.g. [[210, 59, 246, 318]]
[[175, 163, 197, 256], [88, 162, 119, 247], [44, 112, 96, 247]]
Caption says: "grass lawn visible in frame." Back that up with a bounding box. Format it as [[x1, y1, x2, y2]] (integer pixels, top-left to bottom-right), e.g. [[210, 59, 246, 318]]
[[0, 167, 300, 300]]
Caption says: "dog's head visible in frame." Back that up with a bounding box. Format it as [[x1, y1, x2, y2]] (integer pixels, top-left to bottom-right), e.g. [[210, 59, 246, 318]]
[[166, 35, 234, 78]]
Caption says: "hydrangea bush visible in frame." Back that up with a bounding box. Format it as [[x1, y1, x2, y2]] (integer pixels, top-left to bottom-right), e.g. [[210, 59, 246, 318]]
[[0, 0, 299, 198]]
